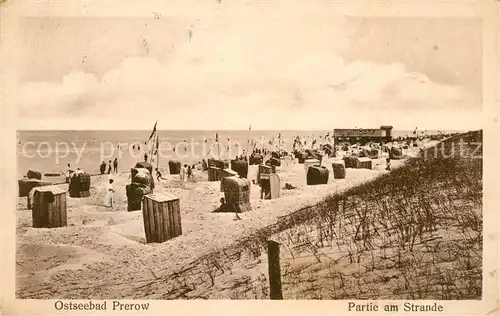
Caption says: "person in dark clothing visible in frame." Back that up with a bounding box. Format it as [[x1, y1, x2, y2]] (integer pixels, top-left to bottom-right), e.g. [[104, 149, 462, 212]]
[[144, 153, 148, 162], [113, 158, 118, 173], [218, 197, 227, 212], [66, 163, 72, 183], [155, 168, 164, 182], [107, 160, 112, 174], [100, 161, 106, 174]]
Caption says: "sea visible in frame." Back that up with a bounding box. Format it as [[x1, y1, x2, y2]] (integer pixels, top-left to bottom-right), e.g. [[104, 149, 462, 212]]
[[16, 129, 455, 177]]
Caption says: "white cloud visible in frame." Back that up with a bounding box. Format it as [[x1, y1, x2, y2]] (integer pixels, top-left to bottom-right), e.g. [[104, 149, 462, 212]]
[[14, 48, 477, 130]]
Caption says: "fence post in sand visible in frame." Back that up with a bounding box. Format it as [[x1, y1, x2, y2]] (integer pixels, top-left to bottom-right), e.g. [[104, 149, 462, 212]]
[[267, 240, 283, 300]]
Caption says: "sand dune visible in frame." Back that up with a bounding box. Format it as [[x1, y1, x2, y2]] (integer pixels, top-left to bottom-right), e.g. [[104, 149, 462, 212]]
[[16, 143, 433, 298]]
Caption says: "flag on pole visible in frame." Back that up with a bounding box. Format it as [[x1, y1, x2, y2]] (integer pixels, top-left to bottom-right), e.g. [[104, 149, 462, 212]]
[[152, 135, 159, 166], [154, 135, 159, 156], [215, 132, 221, 159], [246, 125, 251, 164], [148, 121, 157, 143]]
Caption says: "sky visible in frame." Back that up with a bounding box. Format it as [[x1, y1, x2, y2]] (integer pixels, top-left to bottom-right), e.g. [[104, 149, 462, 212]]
[[8, 6, 483, 131]]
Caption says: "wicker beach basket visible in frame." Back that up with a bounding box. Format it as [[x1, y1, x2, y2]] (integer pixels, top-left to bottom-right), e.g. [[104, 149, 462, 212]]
[[135, 162, 153, 174], [390, 147, 403, 160], [332, 162, 346, 179], [208, 158, 230, 169], [355, 157, 372, 170], [221, 176, 251, 213], [126, 182, 152, 211], [168, 160, 182, 174], [306, 165, 329, 185], [18, 179, 51, 197], [249, 153, 263, 165], [343, 156, 358, 168], [230, 159, 249, 178], [69, 171, 91, 198], [27, 170, 42, 180]]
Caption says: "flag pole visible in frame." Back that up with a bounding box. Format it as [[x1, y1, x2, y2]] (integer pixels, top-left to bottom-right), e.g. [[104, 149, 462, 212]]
[[146, 121, 157, 164], [216, 132, 221, 160], [156, 134, 160, 170], [149, 135, 154, 165], [247, 124, 251, 163], [278, 133, 281, 157]]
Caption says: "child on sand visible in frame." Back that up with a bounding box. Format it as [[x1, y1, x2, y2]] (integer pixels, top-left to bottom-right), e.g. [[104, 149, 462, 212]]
[[104, 179, 115, 208], [155, 168, 164, 182]]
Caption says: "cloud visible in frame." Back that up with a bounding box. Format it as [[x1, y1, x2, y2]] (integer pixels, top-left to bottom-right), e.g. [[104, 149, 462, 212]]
[[14, 49, 477, 130]]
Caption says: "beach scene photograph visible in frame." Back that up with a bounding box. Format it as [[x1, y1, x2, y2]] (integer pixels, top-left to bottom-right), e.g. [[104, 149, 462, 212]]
[[3, 0, 493, 307]]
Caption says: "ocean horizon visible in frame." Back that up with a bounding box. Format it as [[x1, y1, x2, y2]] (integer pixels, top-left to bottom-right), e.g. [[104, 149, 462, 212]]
[[16, 129, 465, 177]]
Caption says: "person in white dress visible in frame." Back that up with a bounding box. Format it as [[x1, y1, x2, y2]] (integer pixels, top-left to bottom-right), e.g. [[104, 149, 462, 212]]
[[180, 164, 186, 181], [104, 179, 115, 208]]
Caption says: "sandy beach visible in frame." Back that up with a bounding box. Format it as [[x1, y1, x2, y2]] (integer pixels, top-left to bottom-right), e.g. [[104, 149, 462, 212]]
[[16, 142, 434, 299]]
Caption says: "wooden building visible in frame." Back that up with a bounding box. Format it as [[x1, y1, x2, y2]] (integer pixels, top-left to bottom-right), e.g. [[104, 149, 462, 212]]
[[334, 126, 393, 144]]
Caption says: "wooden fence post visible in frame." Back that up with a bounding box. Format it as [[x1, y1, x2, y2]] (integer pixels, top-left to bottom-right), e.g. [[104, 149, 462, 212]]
[[267, 240, 283, 300]]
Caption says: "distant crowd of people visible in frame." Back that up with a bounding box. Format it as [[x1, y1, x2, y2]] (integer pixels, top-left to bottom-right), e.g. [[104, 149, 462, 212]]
[[99, 158, 119, 175]]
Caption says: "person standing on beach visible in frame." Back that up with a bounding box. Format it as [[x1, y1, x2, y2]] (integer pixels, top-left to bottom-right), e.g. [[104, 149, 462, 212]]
[[180, 164, 188, 182], [113, 158, 118, 173], [187, 165, 193, 181], [144, 152, 148, 162], [100, 161, 106, 174], [66, 163, 72, 183], [179, 165, 184, 181], [107, 160, 112, 174], [104, 179, 115, 208]]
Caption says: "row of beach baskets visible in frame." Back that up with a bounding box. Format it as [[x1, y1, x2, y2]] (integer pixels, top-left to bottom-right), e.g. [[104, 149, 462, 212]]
[[304, 156, 377, 185]]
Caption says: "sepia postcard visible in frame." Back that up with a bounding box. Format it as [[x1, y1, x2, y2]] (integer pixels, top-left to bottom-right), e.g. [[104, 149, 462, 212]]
[[1, 0, 499, 315]]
